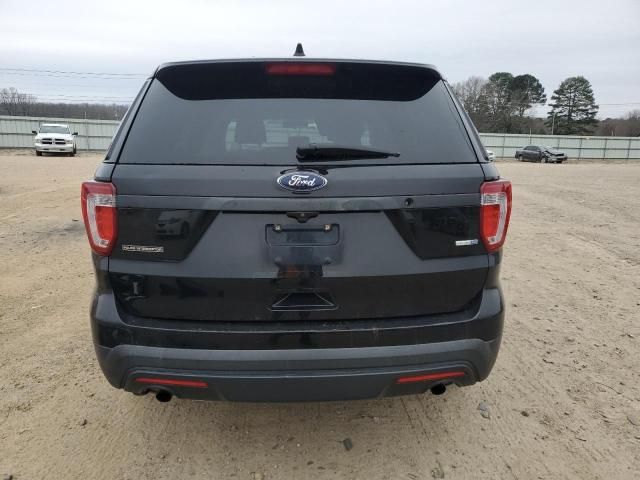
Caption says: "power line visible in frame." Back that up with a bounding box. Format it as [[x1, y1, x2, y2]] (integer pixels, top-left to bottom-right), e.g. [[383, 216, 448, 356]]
[[35, 100, 132, 103], [33, 96, 133, 100], [27, 93, 134, 100], [0, 72, 143, 80], [31, 99, 133, 104], [1, 94, 133, 101], [458, 100, 640, 110], [0, 71, 145, 80], [8, 93, 134, 104], [0, 67, 146, 77]]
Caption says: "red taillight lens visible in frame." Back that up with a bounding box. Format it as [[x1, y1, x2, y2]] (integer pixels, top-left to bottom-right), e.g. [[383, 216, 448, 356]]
[[396, 371, 466, 384], [265, 62, 336, 76], [81, 181, 117, 256], [480, 180, 512, 252], [135, 377, 208, 389]]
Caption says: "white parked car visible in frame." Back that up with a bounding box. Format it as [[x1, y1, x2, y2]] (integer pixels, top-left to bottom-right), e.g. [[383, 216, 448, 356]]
[[486, 149, 496, 161], [32, 123, 78, 156]]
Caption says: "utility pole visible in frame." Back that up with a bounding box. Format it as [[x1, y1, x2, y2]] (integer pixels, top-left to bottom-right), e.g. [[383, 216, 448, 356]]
[[84, 110, 90, 151]]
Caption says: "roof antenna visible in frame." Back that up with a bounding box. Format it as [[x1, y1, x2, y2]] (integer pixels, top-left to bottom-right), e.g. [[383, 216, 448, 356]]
[[293, 43, 305, 57]]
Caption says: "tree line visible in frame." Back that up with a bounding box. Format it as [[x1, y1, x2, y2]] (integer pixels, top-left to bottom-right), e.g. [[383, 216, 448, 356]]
[[452, 73, 639, 137], [0, 87, 128, 120]]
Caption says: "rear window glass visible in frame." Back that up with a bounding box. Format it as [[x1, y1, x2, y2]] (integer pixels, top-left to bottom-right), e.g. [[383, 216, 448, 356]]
[[119, 62, 476, 165]]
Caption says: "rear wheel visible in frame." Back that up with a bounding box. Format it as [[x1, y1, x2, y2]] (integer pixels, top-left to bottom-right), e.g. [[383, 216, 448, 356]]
[[518, 155, 524, 162], [36, 150, 42, 156]]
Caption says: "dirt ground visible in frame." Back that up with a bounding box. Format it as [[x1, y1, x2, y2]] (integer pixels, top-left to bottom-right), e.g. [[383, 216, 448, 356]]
[[0, 149, 639, 480]]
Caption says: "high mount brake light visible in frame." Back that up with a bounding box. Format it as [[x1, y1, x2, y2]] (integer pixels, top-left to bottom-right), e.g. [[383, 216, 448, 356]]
[[81, 181, 117, 256], [265, 63, 336, 76], [480, 180, 512, 252]]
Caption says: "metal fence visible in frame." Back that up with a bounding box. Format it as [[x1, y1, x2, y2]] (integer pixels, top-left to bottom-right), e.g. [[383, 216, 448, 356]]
[[0, 115, 119, 151], [1, 115, 639, 160], [479, 133, 640, 160]]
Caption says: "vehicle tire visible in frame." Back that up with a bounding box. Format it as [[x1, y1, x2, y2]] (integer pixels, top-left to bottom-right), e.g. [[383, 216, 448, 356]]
[[68, 152, 75, 157], [36, 151, 42, 156], [518, 155, 524, 162]]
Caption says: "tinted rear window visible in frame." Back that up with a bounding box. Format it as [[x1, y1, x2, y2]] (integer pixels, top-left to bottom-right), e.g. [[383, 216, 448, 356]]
[[119, 61, 477, 165]]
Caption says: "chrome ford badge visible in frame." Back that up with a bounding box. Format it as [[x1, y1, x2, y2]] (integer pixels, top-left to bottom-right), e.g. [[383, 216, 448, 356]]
[[277, 171, 328, 193]]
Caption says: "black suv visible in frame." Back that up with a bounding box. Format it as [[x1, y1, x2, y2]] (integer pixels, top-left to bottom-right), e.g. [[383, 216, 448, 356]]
[[82, 57, 512, 402]]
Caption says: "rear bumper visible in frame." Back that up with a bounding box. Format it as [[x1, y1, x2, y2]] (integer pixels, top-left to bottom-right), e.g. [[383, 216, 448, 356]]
[[91, 283, 505, 402], [96, 337, 501, 402]]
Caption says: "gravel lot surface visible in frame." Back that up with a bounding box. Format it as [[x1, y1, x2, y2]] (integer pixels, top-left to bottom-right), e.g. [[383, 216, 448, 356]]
[[1, 150, 639, 479]]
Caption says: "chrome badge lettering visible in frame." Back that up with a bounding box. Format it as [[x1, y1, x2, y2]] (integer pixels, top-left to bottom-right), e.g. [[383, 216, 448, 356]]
[[277, 171, 328, 193], [455, 239, 479, 247], [122, 244, 165, 253]]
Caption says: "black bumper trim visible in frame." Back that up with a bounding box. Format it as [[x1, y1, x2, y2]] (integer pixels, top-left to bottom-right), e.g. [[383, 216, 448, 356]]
[[96, 337, 500, 401]]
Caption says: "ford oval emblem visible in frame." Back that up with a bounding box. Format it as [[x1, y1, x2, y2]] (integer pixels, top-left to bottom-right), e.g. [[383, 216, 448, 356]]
[[277, 171, 328, 193]]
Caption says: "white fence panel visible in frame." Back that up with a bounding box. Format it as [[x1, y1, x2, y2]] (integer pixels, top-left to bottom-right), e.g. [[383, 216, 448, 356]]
[[479, 133, 639, 160], [0, 115, 120, 151], [1, 115, 638, 160]]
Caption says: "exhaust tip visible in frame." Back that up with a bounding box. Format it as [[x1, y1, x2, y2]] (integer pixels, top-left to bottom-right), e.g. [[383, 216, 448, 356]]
[[155, 390, 173, 403], [430, 384, 447, 396]]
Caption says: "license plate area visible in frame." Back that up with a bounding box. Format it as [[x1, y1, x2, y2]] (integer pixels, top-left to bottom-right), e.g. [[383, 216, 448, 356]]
[[266, 223, 342, 266], [266, 223, 339, 246]]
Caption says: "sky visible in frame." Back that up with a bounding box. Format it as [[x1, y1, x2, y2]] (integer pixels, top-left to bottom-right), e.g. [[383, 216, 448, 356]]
[[1, 0, 639, 118]]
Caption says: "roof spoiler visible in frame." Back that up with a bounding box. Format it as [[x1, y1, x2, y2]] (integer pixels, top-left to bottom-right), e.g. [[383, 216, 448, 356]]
[[153, 58, 442, 81]]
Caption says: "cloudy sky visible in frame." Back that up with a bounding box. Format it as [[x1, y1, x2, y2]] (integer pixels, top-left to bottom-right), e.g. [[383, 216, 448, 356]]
[[1, 0, 638, 118]]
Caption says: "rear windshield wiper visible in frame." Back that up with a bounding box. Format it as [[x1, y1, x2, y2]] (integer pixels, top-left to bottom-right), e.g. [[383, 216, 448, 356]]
[[296, 144, 400, 161]]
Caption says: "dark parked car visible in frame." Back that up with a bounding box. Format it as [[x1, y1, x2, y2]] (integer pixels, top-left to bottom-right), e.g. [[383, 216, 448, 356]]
[[515, 145, 567, 163], [82, 55, 512, 402]]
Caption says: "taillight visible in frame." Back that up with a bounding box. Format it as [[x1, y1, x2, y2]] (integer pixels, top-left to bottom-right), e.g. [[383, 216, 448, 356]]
[[265, 63, 336, 76], [81, 181, 117, 256], [480, 180, 512, 252]]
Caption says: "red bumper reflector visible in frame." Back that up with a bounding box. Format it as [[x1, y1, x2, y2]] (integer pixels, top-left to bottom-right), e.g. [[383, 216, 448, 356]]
[[135, 377, 208, 389], [396, 371, 465, 384], [265, 63, 336, 76]]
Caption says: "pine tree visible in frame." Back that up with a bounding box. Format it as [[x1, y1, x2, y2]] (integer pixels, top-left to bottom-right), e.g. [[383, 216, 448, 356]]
[[510, 74, 546, 119], [546, 76, 598, 135]]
